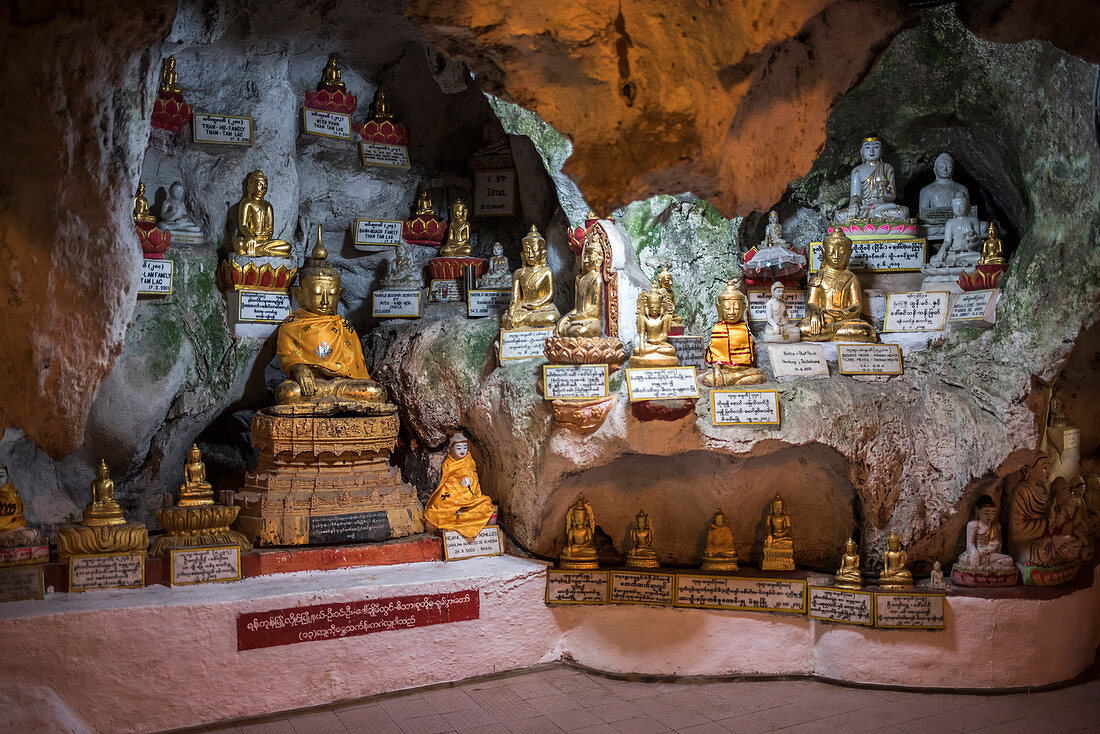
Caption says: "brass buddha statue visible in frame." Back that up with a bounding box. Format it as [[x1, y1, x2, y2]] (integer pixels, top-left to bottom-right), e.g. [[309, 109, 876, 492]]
[[559, 497, 599, 570], [177, 444, 214, 507], [554, 231, 604, 338], [625, 510, 659, 568], [799, 229, 877, 342], [231, 170, 293, 258], [655, 267, 683, 329], [56, 460, 148, 562], [702, 280, 766, 387], [878, 531, 914, 589], [319, 53, 344, 91], [275, 227, 388, 412], [979, 221, 1006, 265], [439, 199, 472, 258], [133, 182, 156, 224], [760, 494, 795, 571], [84, 459, 127, 527], [159, 55, 182, 95], [0, 465, 45, 548], [501, 225, 560, 330], [629, 285, 678, 368], [834, 537, 863, 589], [701, 509, 739, 572]]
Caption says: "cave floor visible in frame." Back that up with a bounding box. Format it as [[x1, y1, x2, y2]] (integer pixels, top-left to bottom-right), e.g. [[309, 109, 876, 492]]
[[180, 659, 1100, 734]]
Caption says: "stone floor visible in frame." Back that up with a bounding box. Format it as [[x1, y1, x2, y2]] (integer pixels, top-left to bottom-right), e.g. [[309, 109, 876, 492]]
[[185, 662, 1100, 734]]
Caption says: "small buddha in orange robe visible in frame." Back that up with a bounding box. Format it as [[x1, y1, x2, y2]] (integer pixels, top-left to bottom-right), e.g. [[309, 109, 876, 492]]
[[701, 280, 766, 387], [423, 433, 496, 539]]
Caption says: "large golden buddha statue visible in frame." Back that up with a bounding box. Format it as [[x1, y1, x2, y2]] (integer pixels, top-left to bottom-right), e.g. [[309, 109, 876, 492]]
[[231, 170, 292, 258], [439, 199, 472, 257], [57, 460, 148, 562], [701, 509, 739, 572], [554, 230, 604, 338], [628, 285, 678, 368], [702, 280, 766, 387], [275, 228, 388, 412], [0, 465, 45, 549], [502, 225, 560, 330], [799, 229, 877, 342]]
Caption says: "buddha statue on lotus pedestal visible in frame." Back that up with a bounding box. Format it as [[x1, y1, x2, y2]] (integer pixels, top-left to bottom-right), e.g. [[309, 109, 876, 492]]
[[877, 531, 914, 589], [304, 53, 357, 114], [56, 461, 148, 563], [760, 494, 795, 571], [951, 494, 1017, 586], [356, 86, 409, 146], [834, 537, 863, 589], [151, 55, 192, 133], [429, 200, 486, 289], [833, 137, 911, 226], [402, 190, 447, 247], [701, 510, 739, 572], [423, 433, 496, 540], [1007, 452, 1082, 585], [959, 222, 1009, 291], [134, 181, 171, 259], [0, 465, 47, 560], [559, 498, 599, 570], [625, 510, 660, 569], [502, 225, 560, 330], [799, 230, 878, 343], [231, 170, 292, 259], [701, 281, 766, 386]]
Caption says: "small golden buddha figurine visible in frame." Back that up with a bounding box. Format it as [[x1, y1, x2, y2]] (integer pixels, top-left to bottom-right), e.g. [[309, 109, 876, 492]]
[[502, 225, 560, 330], [834, 537, 863, 589], [413, 190, 434, 217], [655, 267, 683, 329], [177, 444, 214, 507], [761, 494, 795, 571], [629, 285, 679, 368], [275, 227, 388, 412], [159, 55, 182, 95], [440, 199, 472, 257], [554, 232, 604, 338], [56, 460, 148, 562], [799, 229, 877, 342], [133, 182, 156, 224], [559, 497, 599, 570], [84, 459, 127, 527], [423, 433, 496, 540], [319, 53, 345, 91], [702, 280, 766, 387], [371, 87, 394, 118], [0, 465, 45, 548], [231, 170, 293, 258], [625, 510, 660, 568], [878, 531, 914, 589], [701, 509, 739, 572], [978, 221, 1006, 265]]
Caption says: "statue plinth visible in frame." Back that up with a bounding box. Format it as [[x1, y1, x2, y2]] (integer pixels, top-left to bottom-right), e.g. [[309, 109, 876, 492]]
[[136, 221, 171, 259], [304, 87, 357, 115], [151, 505, 253, 559], [234, 409, 423, 546], [951, 565, 1018, 587], [402, 212, 446, 246], [151, 91, 192, 133], [429, 257, 487, 281], [700, 556, 739, 573], [544, 337, 625, 367], [549, 395, 616, 433], [760, 546, 795, 571], [57, 522, 149, 563], [1018, 559, 1080, 587], [958, 263, 1006, 291]]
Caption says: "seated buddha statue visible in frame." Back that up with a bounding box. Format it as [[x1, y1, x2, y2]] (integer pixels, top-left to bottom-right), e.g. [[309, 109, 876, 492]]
[[479, 243, 512, 289], [319, 53, 345, 91], [834, 537, 863, 589], [629, 286, 679, 368], [501, 225, 560, 330], [439, 199, 472, 258], [1008, 452, 1082, 573], [84, 459, 127, 527], [275, 228, 388, 412], [231, 170, 292, 258], [799, 230, 878, 342], [625, 510, 659, 568], [979, 221, 1006, 265], [918, 152, 968, 240], [655, 267, 683, 329], [929, 194, 982, 268], [833, 137, 911, 224], [559, 497, 599, 570], [554, 233, 604, 338], [702, 280, 765, 386], [0, 465, 45, 548], [133, 182, 156, 224], [159, 55, 182, 95], [423, 433, 496, 540], [177, 444, 214, 507], [759, 281, 800, 343], [878, 531, 914, 589], [761, 494, 795, 571], [701, 509, 739, 572]]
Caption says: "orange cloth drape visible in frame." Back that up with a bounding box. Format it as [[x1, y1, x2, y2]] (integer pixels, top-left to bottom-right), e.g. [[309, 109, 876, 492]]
[[705, 321, 755, 367], [277, 310, 371, 379], [423, 454, 495, 540]]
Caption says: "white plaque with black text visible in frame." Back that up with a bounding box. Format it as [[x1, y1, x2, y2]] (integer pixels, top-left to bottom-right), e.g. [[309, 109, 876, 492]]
[[473, 169, 517, 217], [808, 586, 874, 626], [949, 289, 998, 324], [238, 291, 291, 323], [169, 546, 242, 586], [883, 291, 949, 332], [711, 389, 780, 426], [499, 328, 553, 361], [139, 259, 173, 295], [302, 108, 352, 140], [372, 289, 421, 318], [69, 553, 145, 592], [353, 218, 403, 250], [443, 526, 503, 561], [610, 571, 675, 606], [467, 289, 511, 318], [545, 569, 610, 604], [192, 112, 254, 145], [359, 142, 411, 169], [767, 343, 829, 379], [0, 564, 44, 602], [625, 367, 700, 401], [748, 290, 807, 322], [668, 335, 706, 371], [874, 592, 946, 630], [542, 364, 609, 400], [836, 343, 903, 376], [811, 238, 925, 272]]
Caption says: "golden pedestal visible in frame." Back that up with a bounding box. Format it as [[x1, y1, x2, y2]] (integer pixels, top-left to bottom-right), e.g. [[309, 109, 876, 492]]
[[151, 505, 253, 558], [701, 556, 739, 573], [761, 547, 795, 571], [57, 522, 149, 563], [234, 408, 424, 546]]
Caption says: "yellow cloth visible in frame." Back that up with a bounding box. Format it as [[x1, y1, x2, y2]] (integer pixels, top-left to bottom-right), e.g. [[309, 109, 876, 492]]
[[705, 321, 755, 367], [277, 309, 371, 379], [423, 454, 495, 540], [0, 484, 27, 531]]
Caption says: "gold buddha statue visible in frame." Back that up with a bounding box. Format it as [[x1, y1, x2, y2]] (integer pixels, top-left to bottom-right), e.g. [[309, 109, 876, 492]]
[[625, 510, 659, 568], [702, 280, 766, 387], [440, 199, 472, 257], [413, 190, 434, 217], [559, 497, 599, 570], [275, 227, 388, 412], [423, 433, 496, 540], [629, 285, 679, 368], [371, 87, 394, 119], [554, 231, 604, 338], [56, 460, 148, 561], [701, 509, 738, 572], [319, 53, 344, 91], [133, 182, 156, 224], [878, 531, 914, 589], [231, 170, 293, 258], [655, 267, 683, 329], [0, 465, 45, 548], [979, 221, 1006, 265], [159, 55, 181, 95], [834, 537, 863, 589], [177, 444, 214, 507], [502, 225, 560, 330], [83, 459, 127, 527], [799, 229, 877, 342], [761, 494, 795, 571]]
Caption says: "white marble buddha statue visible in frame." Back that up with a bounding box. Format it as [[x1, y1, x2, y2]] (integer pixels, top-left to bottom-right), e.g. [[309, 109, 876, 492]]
[[833, 137, 911, 224], [159, 181, 203, 242], [919, 153, 969, 239], [928, 194, 983, 269]]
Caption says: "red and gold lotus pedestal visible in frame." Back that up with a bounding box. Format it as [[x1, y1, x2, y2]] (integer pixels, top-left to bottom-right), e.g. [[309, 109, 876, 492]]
[[355, 115, 409, 145], [219, 255, 296, 339], [152, 91, 192, 133], [403, 210, 447, 246], [958, 263, 1006, 291], [304, 86, 358, 115], [567, 213, 606, 257], [136, 222, 171, 259], [428, 257, 487, 302]]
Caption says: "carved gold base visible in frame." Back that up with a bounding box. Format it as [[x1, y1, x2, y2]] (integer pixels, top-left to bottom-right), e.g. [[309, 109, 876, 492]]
[[558, 557, 600, 571], [761, 547, 795, 571], [625, 553, 660, 569], [550, 396, 616, 432], [877, 577, 915, 590], [701, 557, 739, 573], [150, 505, 253, 558], [57, 522, 148, 563], [833, 576, 864, 590], [544, 336, 625, 367]]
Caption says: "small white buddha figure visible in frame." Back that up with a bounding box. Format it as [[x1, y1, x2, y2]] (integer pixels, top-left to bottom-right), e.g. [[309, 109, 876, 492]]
[[381, 241, 423, 290], [930, 194, 983, 267], [758, 281, 800, 343], [479, 242, 512, 289], [159, 181, 203, 242]]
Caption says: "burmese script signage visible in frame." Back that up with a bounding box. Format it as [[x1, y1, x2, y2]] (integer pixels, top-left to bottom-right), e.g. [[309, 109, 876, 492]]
[[139, 259, 173, 295], [192, 112, 254, 145], [949, 289, 998, 323], [238, 590, 480, 651], [874, 592, 946, 630], [499, 328, 553, 361], [545, 570, 610, 604], [169, 546, 242, 586], [69, 552, 145, 592], [748, 290, 807, 322], [372, 290, 421, 319], [0, 564, 44, 602], [711, 389, 780, 426], [473, 169, 517, 217], [238, 291, 291, 323], [610, 571, 675, 606], [302, 108, 352, 140], [668, 335, 706, 371], [442, 526, 503, 561], [360, 142, 411, 169], [883, 291, 949, 332], [353, 218, 403, 249], [808, 586, 874, 626], [467, 289, 511, 318], [836, 343, 903, 376], [625, 367, 700, 401], [810, 238, 925, 272], [674, 574, 807, 614], [429, 279, 462, 303], [542, 364, 609, 400], [768, 343, 830, 379]]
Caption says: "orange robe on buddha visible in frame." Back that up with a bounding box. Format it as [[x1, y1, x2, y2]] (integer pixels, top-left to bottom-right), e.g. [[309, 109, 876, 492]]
[[423, 454, 495, 539], [277, 310, 371, 379], [705, 321, 755, 367]]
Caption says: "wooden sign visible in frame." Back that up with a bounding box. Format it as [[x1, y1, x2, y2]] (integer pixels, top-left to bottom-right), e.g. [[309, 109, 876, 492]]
[[625, 367, 700, 401], [711, 389, 780, 426], [467, 289, 511, 318], [139, 259, 173, 295], [810, 238, 925, 272], [359, 142, 411, 169], [353, 219, 403, 250], [443, 526, 503, 561], [473, 169, 517, 217], [668, 335, 706, 371], [237, 590, 479, 651], [542, 364, 609, 400], [499, 328, 553, 361], [836, 343, 903, 376], [429, 279, 462, 303], [674, 574, 807, 614], [302, 108, 352, 140], [69, 553, 145, 592], [748, 290, 807, 322], [372, 290, 420, 318], [545, 569, 610, 604], [0, 564, 44, 602], [949, 289, 998, 323], [192, 112, 254, 145], [238, 290, 290, 323], [609, 570, 675, 606], [808, 586, 874, 626], [169, 546, 242, 586], [883, 291, 949, 332], [874, 592, 946, 630], [767, 343, 829, 379]]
